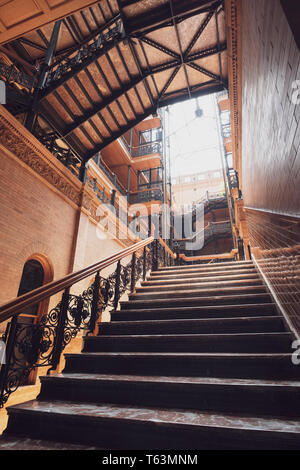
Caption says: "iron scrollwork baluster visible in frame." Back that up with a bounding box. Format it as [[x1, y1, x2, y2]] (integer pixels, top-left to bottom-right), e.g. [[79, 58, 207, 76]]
[[48, 287, 70, 374], [0, 240, 159, 407], [113, 261, 121, 311]]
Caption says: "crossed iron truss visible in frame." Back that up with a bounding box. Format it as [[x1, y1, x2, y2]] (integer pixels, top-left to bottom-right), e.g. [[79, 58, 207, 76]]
[[1, 0, 228, 173]]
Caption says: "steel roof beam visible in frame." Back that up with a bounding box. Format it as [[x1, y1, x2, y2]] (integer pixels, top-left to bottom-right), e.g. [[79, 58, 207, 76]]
[[127, 0, 215, 33], [83, 81, 226, 158], [59, 43, 225, 138]]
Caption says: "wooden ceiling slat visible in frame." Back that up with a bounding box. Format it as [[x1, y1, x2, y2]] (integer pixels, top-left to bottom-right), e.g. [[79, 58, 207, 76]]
[[68, 76, 94, 109], [118, 94, 136, 121], [75, 126, 96, 150], [91, 114, 112, 138], [100, 106, 120, 134], [109, 100, 128, 127], [4, 0, 227, 161]]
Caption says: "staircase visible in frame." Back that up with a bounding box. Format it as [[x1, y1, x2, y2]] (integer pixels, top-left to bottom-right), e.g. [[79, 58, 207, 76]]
[[2, 260, 300, 450]]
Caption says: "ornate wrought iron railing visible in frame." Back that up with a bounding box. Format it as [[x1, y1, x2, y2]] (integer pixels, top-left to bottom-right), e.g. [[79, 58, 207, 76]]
[[34, 124, 82, 177], [86, 176, 111, 205], [119, 136, 162, 158], [0, 61, 35, 91], [129, 189, 163, 204], [96, 158, 126, 196], [44, 22, 123, 89], [0, 237, 176, 407], [132, 142, 162, 157], [228, 168, 239, 190]]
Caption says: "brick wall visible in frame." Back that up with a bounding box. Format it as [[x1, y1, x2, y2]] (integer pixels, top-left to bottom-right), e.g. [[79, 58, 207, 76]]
[[0, 152, 77, 307], [241, 0, 300, 217], [240, 0, 300, 334]]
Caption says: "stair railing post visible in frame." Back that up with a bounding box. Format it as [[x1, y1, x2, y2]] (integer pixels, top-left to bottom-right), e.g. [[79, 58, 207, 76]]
[[0, 315, 18, 406], [163, 245, 167, 267], [113, 261, 121, 311], [142, 247, 147, 281], [151, 241, 156, 271], [88, 271, 100, 335], [152, 240, 158, 271], [48, 287, 70, 374], [237, 237, 245, 260], [130, 252, 136, 293]]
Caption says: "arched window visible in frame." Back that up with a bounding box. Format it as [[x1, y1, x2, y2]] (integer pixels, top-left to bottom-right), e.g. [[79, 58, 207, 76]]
[[17, 259, 44, 318], [16, 255, 53, 385]]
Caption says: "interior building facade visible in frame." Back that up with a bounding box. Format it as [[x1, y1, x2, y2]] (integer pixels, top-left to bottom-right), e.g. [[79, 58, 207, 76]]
[[0, 0, 299, 450]]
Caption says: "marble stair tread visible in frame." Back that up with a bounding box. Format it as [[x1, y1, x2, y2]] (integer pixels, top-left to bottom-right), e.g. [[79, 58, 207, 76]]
[[63, 352, 300, 380], [40, 372, 300, 387], [88, 332, 291, 338], [152, 265, 255, 275], [156, 260, 254, 270], [144, 272, 261, 284], [149, 268, 257, 278], [111, 303, 277, 321], [37, 373, 300, 418], [98, 316, 285, 334], [120, 293, 273, 308], [82, 332, 292, 353], [7, 399, 300, 434], [138, 278, 264, 291], [0, 436, 100, 450], [129, 285, 268, 299]]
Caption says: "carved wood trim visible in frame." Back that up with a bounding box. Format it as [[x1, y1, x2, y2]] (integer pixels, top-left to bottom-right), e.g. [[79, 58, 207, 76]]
[[225, 0, 242, 184], [0, 105, 82, 206]]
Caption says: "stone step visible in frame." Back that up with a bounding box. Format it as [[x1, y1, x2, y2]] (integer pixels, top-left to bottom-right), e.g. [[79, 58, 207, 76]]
[[0, 436, 99, 450], [148, 268, 257, 281], [111, 303, 277, 321], [157, 260, 254, 271], [38, 373, 300, 418], [120, 293, 273, 310], [99, 316, 285, 335], [129, 285, 268, 301], [83, 332, 292, 353], [5, 400, 300, 449], [138, 277, 264, 292], [144, 272, 261, 285], [63, 352, 300, 380], [152, 264, 255, 276]]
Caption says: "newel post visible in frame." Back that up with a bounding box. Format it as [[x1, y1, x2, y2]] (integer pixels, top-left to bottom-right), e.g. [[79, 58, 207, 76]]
[[89, 271, 100, 335], [130, 252, 136, 293], [48, 287, 70, 374], [113, 261, 121, 311]]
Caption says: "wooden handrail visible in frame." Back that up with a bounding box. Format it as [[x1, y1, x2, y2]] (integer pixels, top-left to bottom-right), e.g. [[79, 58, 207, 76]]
[[0, 237, 154, 324], [158, 236, 177, 259], [174, 220, 231, 243], [179, 249, 238, 262]]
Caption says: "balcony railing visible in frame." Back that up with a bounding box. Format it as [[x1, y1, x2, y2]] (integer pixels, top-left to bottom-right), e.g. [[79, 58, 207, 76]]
[[119, 135, 162, 158], [0, 61, 35, 90], [0, 237, 177, 407], [34, 124, 82, 178], [85, 176, 111, 205], [86, 174, 129, 229], [129, 188, 163, 205], [96, 158, 126, 196], [132, 142, 162, 157], [228, 169, 239, 190]]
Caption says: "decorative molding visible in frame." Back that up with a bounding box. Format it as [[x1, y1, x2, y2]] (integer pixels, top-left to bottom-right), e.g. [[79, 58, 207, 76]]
[[0, 0, 100, 45], [0, 106, 135, 248], [0, 106, 82, 206], [225, 0, 242, 180]]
